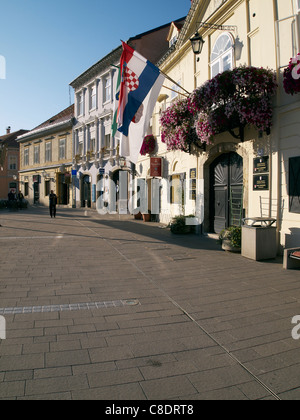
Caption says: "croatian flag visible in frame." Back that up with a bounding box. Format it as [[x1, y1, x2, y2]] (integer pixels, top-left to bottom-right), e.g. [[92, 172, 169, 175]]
[[117, 42, 164, 164]]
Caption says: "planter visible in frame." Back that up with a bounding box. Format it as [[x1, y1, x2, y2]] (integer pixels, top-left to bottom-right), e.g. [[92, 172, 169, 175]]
[[222, 239, 241, 253], [218, 226, 242, 253], [134, 212, 142, 220], [142, 213, 151, 222]]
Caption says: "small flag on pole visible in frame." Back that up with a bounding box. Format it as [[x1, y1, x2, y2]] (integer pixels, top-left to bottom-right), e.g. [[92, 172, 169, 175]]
[[117, 42, 165, 164]]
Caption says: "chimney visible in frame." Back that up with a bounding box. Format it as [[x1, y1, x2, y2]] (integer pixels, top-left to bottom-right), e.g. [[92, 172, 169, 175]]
[[6, 126, 11, 134]]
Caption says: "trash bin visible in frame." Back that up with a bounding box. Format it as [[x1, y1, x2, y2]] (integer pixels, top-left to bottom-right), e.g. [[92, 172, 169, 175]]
[[242, 217, 277, 261]]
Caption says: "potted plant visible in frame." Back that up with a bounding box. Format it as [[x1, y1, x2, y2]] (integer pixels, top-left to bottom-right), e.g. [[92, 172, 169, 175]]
[[170, 215, 196, 234], [134, 211, 142, 220], [142, 210, 151, 222], [218, 226, 242, 253]]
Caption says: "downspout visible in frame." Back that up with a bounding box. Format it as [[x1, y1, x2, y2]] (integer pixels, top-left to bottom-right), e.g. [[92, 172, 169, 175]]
[[273, 0, 282, 253]]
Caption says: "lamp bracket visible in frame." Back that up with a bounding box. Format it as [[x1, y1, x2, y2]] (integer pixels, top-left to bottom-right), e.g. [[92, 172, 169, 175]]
[[197, 22, 237, 33]]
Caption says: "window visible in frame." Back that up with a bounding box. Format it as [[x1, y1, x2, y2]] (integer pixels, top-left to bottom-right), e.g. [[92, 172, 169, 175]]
[[77, 141, 83, 156], [210, 33, 234, 78], [59, 138, 66, 160], [104, 76, 111, 103], [45, 180, 50, 197], [34, 145, 40, 165], [77, 92, 83, 116], [24, 148, 29, 166], [104, 134, 111, 149], [8, 155, 17, 170], [169, 35, 177, 47], [89, 138, 95, 153], [45, 142, 52, 162], [24, 182, 29, 197], [171, 80, 181, 101], [90, 85, 96, 110]]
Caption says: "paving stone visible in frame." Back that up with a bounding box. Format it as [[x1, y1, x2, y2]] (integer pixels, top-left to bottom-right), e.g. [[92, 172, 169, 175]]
[[141, 376, 197, 399], [45, 349, 90, 368]]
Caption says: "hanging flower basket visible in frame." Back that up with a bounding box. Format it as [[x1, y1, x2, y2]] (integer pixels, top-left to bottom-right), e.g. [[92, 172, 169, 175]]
[[283, 53, 300, 95], [140, 135, 156, 156], [160, 98, 193, 153], [160, 66, 278, 152]]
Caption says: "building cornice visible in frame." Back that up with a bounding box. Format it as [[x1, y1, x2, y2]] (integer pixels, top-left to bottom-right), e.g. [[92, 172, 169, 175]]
[[17, 119, 74, 143], [19, 162, 73, 174], [69, 46, 122, 90]]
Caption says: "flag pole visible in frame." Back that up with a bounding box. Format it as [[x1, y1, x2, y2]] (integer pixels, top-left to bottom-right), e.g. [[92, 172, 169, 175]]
[[162, 85, 189, 98], [159, 70, 191, 96]]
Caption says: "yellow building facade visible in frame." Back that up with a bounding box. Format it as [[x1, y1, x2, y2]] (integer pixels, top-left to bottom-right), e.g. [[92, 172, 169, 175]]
[[136, 0, 300, 250], [17, 105, 74, 207]]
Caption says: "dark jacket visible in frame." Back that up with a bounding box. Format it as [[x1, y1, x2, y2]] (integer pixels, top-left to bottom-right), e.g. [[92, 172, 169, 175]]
[[49, 193, 57, 206]]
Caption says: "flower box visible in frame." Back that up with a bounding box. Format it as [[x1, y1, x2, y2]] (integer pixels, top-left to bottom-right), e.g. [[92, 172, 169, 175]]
[[160, 66, 277, 152]]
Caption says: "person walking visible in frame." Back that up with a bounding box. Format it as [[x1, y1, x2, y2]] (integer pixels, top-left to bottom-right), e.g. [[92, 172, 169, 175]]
[[49, 190, 57, 218], [8, 191, 15, 211], [17, 190, 24, 210]]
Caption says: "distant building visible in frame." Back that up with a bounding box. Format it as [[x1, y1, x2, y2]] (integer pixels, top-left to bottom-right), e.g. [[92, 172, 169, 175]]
[[17, 105, 74, 206], [0, 127, 29, 199]]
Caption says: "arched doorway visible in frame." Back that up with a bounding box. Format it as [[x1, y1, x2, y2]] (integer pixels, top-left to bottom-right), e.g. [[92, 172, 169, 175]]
[[210, 152, 243, 233], [81, 175, 91, 208]]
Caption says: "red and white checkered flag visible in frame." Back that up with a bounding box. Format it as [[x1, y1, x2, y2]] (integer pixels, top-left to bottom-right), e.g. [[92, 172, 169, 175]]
[[124, 67, 139, 91]]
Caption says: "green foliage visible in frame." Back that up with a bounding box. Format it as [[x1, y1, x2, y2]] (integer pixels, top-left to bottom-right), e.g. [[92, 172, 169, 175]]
[[170, 215, 196, 234], [218, 226, 241, 248]]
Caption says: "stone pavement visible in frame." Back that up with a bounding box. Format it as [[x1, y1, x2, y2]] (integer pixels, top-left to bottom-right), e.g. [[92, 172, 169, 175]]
[[0, 206, 299, 400]]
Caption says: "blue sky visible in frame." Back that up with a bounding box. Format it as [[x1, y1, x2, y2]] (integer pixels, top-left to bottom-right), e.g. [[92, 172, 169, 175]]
[[0, 0, 190, 135]]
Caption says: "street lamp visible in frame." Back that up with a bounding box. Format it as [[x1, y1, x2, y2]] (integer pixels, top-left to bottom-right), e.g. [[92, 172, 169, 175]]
[[190, 32, 205, 56]]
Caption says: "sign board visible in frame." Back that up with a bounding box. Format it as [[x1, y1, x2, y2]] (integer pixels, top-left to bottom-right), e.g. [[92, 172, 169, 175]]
[[150, 157, 163, 177], [71, 169, 77, 176], [254, 156, 269, 174], [253, 174, 269, 191], [190, 168, 197, 179]]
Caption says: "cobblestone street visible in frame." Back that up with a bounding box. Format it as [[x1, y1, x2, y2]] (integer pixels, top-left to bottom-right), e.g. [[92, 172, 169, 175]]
[[0, 207, 300, 400]]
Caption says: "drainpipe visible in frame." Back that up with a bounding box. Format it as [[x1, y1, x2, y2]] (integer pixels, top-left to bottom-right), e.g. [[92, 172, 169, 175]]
[[273, 0, 282, 253], [193, 44, 202, 235]]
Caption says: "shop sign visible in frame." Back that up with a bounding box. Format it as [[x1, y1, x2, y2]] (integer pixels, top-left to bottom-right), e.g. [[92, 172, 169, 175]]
[[150, 157, 163, 177]]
